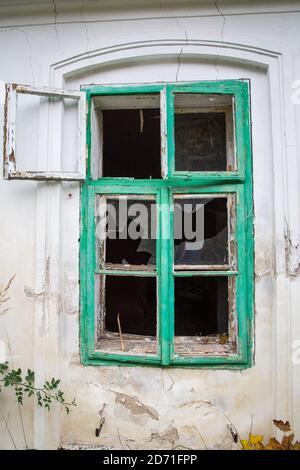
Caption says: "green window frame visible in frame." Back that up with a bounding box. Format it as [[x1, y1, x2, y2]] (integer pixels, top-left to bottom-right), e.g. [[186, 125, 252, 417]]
[[80, 80, 254, 368]]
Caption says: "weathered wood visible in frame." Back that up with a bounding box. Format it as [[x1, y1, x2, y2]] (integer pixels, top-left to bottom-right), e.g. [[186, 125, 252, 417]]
[[3, 83, 87, 181]]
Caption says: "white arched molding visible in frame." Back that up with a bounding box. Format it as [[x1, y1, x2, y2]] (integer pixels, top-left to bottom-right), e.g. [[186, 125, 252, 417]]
[[33, 39, 299, 449]]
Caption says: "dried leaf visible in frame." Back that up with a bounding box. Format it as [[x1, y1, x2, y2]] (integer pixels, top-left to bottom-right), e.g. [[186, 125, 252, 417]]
[[241, 439, 253, 450], [273, 419, 291, 432], [242, 434, 265, 450], [219, 333, 229, 345], [249, 434, 264, 446], [282, 433, 294, 450], [265, 437, 282, 450], [291, 440, 300, 450]]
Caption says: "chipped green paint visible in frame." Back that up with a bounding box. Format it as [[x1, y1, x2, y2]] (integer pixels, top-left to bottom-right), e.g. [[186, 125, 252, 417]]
[[80, 80, 254, 368]]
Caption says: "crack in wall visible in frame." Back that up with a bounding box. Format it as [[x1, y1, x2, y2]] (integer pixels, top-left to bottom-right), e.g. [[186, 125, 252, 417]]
[[160, 369, 175, 397], [15, 28, 35, 84], [175, 18, 188, 82], [23, 257, 61, 337], [214, 0, 226, 78], [51, 0, 60, 48], [215, 0, 225, 42], [284, 220, 300, 277], [80, 0, 96, 82], [80, 0, 89, 53]]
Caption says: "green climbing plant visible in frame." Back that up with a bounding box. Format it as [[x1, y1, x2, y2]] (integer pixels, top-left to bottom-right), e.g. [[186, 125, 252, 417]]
[[0, 362, 76, 414]]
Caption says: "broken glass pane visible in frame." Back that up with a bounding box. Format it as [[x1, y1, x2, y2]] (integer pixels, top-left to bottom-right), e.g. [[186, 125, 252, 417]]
[[175, 112, 226, 171], [96, 196, 157, 268], [174, 93, 235, 172], [174, 196, 228, 267]]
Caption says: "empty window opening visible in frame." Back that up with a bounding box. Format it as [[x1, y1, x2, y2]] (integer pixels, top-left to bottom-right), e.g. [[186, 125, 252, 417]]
[[91, 94, 161, 179], [175, 276, 228, 337], [104, 276, 157, 336], [103, 109, 161, 178]]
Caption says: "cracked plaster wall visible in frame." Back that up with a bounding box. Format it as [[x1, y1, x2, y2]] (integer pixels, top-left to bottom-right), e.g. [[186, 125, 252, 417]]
[[0, 0, 300, 450]]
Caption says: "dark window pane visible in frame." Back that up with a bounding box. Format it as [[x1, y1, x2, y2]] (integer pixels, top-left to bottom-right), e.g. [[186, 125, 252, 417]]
[[103, 108, 161, 178], [175, 112, 226, 171], [105, 276, 156, 336], [174, 276, 228, 337], [96, 197, 156, 268], [174, 197, 228, 267]]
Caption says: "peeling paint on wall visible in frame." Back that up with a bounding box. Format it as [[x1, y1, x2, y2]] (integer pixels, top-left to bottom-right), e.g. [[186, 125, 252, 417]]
[[113, 391, 159, 421]]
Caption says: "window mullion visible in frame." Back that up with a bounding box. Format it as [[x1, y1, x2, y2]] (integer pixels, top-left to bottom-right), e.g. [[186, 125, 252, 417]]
[[160, 87, 168, 178], [159, 185, 172, 365], [166, 85, 175, 176]]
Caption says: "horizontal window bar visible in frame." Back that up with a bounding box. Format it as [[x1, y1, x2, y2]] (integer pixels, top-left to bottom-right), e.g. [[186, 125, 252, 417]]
[[174, 265, 231, 271], [87, 180, 243, 192], [170, 172, 244, 183], [168, 80, 247, 94], [171, 354, 247, 365], [95, 269, 157, 277], [84, 85, 165, 94], [173, 270, 238, 276], [89, 351, 161, 364], [88, 175, 244, 184], [91, 184, 160, 193]]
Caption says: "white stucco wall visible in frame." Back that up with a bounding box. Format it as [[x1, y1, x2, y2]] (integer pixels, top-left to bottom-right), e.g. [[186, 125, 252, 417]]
[[0, 0, 300, 450]]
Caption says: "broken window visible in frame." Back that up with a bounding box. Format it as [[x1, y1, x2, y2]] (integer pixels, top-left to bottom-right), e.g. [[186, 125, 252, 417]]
[[96, 195, 157, 270], [94, 194, 158, 356], [174, 93, 235, 172], [173, 195, 230, 268], [79, 81, 253, 366]]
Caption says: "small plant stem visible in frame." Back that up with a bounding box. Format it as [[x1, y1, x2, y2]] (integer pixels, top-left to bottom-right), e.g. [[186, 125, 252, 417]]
[[207, 402, 242, 446], [5, 332, 28, 449], [196, 427, 208, 449], [0, 407, 17, 450], [117, 426, 125, 449], [18, 402, 28, 449], [117, 314, 125, 352]]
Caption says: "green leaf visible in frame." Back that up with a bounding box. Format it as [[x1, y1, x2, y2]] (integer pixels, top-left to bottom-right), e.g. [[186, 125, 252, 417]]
[[0, 362, 9, 374], [25, 369, 34, 385]]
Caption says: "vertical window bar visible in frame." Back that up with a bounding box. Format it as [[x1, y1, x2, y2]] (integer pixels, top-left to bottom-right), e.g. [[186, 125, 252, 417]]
[[166, 86, 175, 176], [160, 186, 171, 365], [160, 87, 168, 178]]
